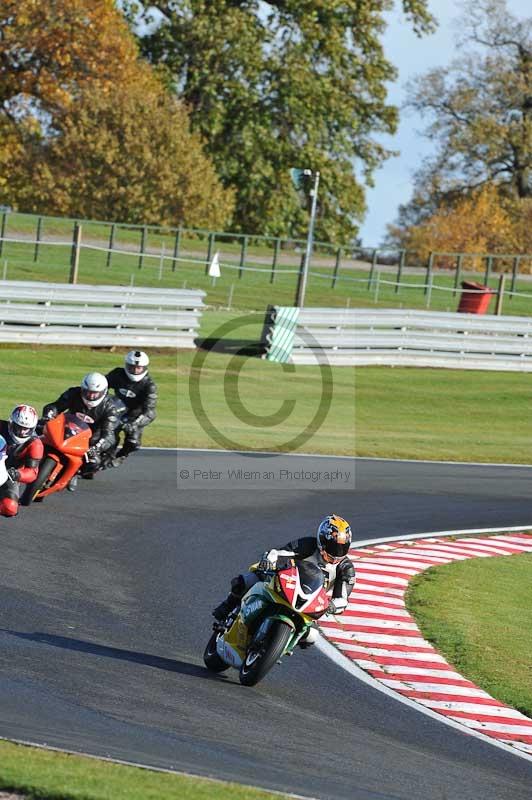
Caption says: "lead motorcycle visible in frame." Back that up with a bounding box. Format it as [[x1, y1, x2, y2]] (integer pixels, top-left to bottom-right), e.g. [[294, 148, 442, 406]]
[[20, 411, 92, 505], [203, 560, 330, 686], [20, 398, 129, 505]]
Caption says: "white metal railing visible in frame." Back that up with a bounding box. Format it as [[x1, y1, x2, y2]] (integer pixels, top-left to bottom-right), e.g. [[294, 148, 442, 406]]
[[264, 307, 532, 370], [341, 309, 532, 370], [0, 280, 205, 348]]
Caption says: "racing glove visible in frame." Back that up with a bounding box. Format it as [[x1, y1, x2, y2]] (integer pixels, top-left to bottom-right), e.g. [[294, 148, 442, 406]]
[[7, 467, 20, 482], [327, 598, 348, 615], [258, 549, 278, 571], [86, 446, 101, 462]]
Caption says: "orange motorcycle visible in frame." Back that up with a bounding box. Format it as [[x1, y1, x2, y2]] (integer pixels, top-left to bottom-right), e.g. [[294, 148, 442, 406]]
[[20, 412, 92, 505]]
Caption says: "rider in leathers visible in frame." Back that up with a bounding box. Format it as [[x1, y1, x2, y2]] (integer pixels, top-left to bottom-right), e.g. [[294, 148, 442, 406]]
[[0, 405, 43, 517], [42, 374, 118, 484], [213, 515, 355, 646], [105, 351, 157, 462]]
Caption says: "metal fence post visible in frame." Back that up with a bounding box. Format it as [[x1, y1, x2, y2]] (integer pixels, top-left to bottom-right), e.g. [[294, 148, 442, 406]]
[[69, 223, 82, 284], [239, 235, 248, 280], [495, 273, 506, 315], [138, 225, 147, 269], [483, 255, 492, 286], [172, 228, 181, 272], [424, 252, 434, 295], [373, 268, 381, 303], [510, 256, 519, 300], [368, 249, 378, 291], [0, 211, 6, 259], [106, 223, 116, 268], [270, 238, 280, 284], [453, 254, 463, 297], [158, 242, 165, 280], [34, 216, 43, 263], [426, 267, 433, 308], [331, 247, 343, 289], [205, 232, 215, 275], [395, 249, 405, 294]]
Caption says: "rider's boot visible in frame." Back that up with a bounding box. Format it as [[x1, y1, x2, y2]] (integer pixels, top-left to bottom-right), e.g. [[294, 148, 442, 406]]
[[212, 592, 240, 622], [67, 474, 78, 492]]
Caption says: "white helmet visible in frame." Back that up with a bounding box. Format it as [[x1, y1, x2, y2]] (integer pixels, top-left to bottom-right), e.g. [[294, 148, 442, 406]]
[[9, 404, 38, 444], [81, 372, 108, 408], [124, 350, 149, 383]]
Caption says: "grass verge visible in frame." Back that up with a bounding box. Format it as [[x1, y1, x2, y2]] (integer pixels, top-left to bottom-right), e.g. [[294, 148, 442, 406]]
[[0, 340, 355, 456], [355, 366, 532, 462], [406, 551, 532, 717], [0, 740, 289, 800], [6, 341, 532, 461]]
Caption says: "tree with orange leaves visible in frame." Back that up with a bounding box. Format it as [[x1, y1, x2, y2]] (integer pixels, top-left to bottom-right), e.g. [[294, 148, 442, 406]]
[[0, 0, 233, 227], [389, 184, 531, 267], [0, 0, 142, 115]]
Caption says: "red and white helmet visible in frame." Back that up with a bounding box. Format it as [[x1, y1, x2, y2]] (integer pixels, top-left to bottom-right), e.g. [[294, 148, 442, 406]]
[[124, 350, 149, 383], [81, 372, 108, 409], [9, 404, 38, 444]]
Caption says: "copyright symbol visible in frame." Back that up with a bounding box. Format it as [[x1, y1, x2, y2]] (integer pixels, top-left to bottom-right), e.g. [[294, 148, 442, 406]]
[[189, 313, 333, 452], [180, 470, 190, 479]]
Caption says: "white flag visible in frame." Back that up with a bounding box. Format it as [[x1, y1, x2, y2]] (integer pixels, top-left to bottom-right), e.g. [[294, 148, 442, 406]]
[[208, 250, 221, 277]]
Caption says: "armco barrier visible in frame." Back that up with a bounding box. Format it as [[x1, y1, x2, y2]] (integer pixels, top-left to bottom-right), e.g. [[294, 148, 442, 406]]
[[351, 309, 532, 371], [0, 281, 205, 348], [264, 307, 532, 370], [263, 306, 356, 365]]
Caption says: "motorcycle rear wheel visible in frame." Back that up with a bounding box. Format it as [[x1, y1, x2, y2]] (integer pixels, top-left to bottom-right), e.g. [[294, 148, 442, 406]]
[[203, 631, 230, 672], [20, 457, 57, 506], [239, 620, 293, 687]]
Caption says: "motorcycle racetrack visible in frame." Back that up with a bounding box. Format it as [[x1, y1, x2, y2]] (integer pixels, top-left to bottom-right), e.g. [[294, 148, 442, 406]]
[[2, 449, 532, 800]]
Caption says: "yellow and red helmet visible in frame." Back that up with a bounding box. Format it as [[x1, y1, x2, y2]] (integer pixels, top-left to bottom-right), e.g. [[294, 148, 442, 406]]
[[317, 515, 352, 564]]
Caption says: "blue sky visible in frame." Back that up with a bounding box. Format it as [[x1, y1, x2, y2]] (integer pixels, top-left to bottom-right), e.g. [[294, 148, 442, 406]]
[[359, 0, 526, 247]]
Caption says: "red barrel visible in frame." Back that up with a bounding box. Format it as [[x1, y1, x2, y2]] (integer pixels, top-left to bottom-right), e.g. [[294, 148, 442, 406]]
[[457, 281, 496, 314]]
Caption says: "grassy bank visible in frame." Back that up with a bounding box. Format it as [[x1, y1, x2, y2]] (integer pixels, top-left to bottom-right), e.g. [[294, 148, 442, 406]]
[[1, 342, 355, 456], [5, 344, 532, 461], [355, 366, 532, 463], [0, 233, 355, 311], [3, 212, 532, 315], [406, 551, 532, 717], [0, 740, 289, 800]]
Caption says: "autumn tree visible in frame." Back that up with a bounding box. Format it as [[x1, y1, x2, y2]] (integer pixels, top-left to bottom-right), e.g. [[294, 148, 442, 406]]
[[0, 0, 233, 227], [10, 80, 234, 228], [124, 0, 436, 243], [391, 185, 525, 266], [394, 0, 531, 231]]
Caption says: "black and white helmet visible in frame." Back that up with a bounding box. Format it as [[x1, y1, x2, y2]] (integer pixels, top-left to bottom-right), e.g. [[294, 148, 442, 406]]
[[81, 372, 108, 409], [124, 350, 149, 383]]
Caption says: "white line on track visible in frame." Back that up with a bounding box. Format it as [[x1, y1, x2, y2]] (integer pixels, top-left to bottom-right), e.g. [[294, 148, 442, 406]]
[[149, 446, 532, 469]]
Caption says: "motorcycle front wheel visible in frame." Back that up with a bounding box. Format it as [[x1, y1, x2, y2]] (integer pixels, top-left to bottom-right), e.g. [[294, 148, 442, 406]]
[[203, 631, 230, 672], [239, 620, 293, 687], [20, 457, 57, 506]]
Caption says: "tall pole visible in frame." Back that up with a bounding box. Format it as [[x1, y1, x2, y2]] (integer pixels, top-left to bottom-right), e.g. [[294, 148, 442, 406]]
[[295, 170, 320, 308]]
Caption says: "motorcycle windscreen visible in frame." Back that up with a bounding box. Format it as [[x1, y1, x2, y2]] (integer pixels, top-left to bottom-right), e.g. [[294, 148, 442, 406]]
[[64, 412, 92, 438], [297, 561, 325, 594]]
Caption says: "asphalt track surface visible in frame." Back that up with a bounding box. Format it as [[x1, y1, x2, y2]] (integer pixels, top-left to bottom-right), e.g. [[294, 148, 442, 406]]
[[2, 449, 532, 800]]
